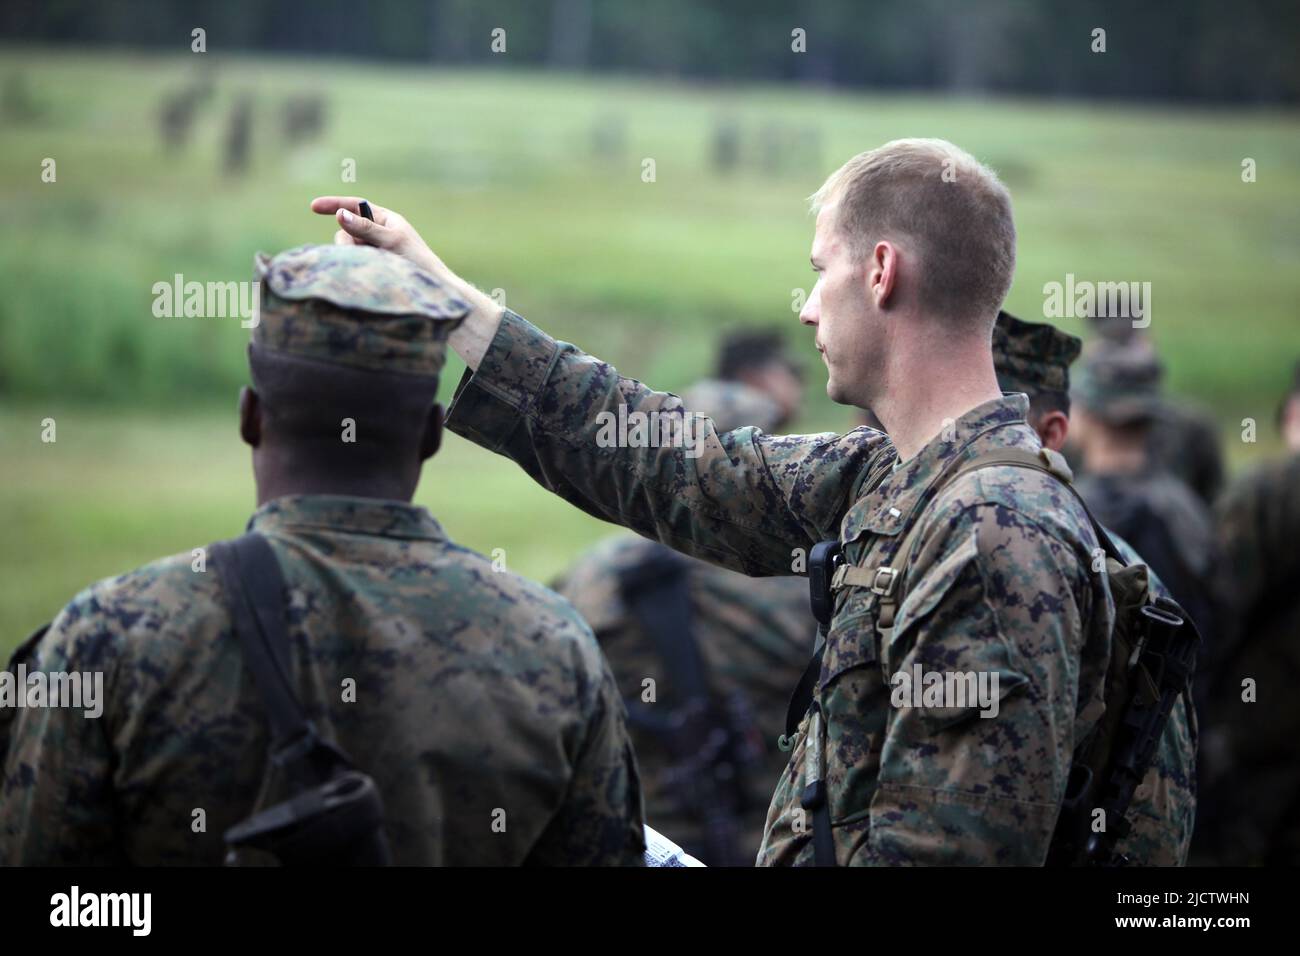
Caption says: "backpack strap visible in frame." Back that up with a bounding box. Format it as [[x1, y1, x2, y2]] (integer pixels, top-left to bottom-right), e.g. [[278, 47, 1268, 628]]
[[210, 533, 350, 787], [210, 532, 391, 866], [944, 447, 1127, 563], [832, 446, 1128, 643]]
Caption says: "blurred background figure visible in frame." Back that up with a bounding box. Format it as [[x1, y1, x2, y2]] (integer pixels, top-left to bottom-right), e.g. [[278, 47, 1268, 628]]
[[701, 329, 804, 431], [281, 92, 327, 147], [1195, 361, 1300, 865], [223, 91, 254, 176], [1069, 341, 1223, 653], [1069, 340, 1227, 856], [553, 330, 810, 866], [1083, 313, 1226, 505], [994, 310, 1199, 862], [3, 71, 41, 124], [157, 71, 215, 153]]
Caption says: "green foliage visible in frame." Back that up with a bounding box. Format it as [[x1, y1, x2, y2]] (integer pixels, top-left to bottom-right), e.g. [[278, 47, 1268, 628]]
[[1, 50, 1297, 646]]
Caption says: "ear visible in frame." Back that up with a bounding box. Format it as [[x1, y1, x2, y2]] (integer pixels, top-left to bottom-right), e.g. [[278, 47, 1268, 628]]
[[868, 240, 899, 308], [1037, 409, 1070, 452], [239, 386, 261, 448], [420, 403, 445, 461]]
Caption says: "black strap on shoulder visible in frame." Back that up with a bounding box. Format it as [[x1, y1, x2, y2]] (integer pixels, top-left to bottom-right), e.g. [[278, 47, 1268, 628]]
[[617, 547, 710, 708], [617, 545, 755, 868], [782, 652, 823, 743], [209, 532, 391, 866], [782, 540, 842, 743], [210, 533, 348, 786]]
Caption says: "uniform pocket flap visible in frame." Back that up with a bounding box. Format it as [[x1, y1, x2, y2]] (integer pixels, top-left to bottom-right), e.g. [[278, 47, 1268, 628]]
[[882, 526, 1031, 732], [891, 526, 980, 640], [818, 602, 880, 691]]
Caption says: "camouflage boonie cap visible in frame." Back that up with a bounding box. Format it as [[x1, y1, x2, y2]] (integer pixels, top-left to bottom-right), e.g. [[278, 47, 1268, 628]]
[[992, 310, 1082, 399], [1071, 339, 1164, 426], [681, 379, 784, 433], [252, 244, 470, 377]]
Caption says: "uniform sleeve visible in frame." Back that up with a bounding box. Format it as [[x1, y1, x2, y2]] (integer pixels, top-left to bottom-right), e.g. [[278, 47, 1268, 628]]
[[853, 503, 1091, 865], [527, 653, 647, 866], [446, 309, 888, 576], [0, 595, 125, 865]]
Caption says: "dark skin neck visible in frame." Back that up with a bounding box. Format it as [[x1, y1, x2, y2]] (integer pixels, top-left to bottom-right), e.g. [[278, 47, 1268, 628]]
[[239, 387, 443, 506]]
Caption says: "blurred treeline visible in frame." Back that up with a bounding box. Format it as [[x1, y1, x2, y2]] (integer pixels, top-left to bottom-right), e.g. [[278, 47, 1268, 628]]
[[2, 0, 1298, 104]]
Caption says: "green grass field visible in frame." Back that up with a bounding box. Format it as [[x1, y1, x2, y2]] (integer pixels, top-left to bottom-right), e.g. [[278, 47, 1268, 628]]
[[2, 48, 1298, 649]]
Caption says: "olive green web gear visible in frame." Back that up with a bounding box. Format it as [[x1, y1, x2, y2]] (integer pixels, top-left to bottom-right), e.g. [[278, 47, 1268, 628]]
[[786, 447, 1200, 867]]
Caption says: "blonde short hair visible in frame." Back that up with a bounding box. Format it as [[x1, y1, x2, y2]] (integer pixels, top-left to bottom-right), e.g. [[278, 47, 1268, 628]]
[[810, 138, 1016, 324]]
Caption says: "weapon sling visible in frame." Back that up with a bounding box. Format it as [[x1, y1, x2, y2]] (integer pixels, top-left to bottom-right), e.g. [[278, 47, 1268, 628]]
[[211, 532, 391, 866]]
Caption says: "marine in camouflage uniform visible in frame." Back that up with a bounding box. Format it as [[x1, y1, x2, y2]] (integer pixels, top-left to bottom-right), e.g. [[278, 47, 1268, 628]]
[[995, 311, 1197, 865], [1070, 343, 1222, 656], [1080, 318, 1224, 505], [0, 244, 645, 866], [1148, 398, 1226, 507], [443, 306, 1182, 865], [1197, 363, 1300, 865], [554, 378, 811, 864]]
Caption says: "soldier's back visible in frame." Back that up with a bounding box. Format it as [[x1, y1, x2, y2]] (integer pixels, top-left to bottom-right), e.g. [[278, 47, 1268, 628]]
[[1, 495, 644, 866], [1076, 469, 1218, 642], [1200, 452, 1300, 863], [556, 534, 810, 861], [1148, 398, 1225, 505]]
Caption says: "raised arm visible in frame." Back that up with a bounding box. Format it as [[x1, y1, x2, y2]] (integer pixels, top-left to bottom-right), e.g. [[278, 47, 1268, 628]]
[[311, 198, 893, 576]]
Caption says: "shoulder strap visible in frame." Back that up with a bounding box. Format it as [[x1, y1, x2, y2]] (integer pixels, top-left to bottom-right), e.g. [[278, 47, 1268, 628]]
[[616, 546, 709, 711], [210, 532, 348, 786], [946, 447, 1127, 564], [833, 447, 1127, 642]]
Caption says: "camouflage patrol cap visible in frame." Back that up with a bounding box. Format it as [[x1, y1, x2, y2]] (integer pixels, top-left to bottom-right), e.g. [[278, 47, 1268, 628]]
[[681, 379, 784, 432], [1071, 339, 1164, 426], [252, 244, 470, 377], [992, 310, 1082, 398]]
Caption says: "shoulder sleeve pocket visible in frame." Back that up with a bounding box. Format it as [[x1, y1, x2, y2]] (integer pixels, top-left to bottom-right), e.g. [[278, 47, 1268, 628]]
[[885, 527, 1029, 733]]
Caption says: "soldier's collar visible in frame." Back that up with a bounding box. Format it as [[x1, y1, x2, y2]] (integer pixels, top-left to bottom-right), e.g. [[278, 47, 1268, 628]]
[[248, 494, 447, 542], [842, 394, 1031, 543]]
